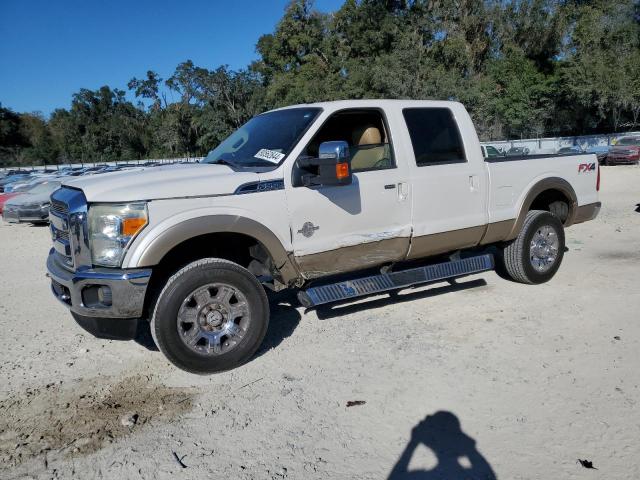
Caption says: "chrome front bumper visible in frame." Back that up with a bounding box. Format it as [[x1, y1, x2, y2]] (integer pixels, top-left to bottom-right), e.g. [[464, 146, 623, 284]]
[[47, 248, 152, 319]]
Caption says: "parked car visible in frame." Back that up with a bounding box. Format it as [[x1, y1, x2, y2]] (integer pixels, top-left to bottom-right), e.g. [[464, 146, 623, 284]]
[[481, 145, 505, 158], [584, 145, 610, 164], [46, 99, 601, 374], [557, 146, 584, 155], [2, 180, 61, 224], [606, 137, 640, 165], [0, 191, 23, 214], [0, 174, 32, 192], [506, 146, 530, 156], [100, 166, 123, 173], [3, 174, 56, 193]]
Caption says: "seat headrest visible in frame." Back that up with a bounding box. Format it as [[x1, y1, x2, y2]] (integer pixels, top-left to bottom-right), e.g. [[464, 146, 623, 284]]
[[352, 124, 382, 146]]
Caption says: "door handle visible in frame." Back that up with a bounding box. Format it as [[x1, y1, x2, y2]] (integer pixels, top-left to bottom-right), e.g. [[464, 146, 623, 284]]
[[384, 184, 396, 190]]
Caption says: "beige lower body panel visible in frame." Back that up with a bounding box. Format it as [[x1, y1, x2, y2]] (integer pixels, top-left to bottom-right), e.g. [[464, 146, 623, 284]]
[[295, 237, 410, 279], [479, 219, 516, 245], [406, 225, 486, 260], [293, 220, 523, 280]]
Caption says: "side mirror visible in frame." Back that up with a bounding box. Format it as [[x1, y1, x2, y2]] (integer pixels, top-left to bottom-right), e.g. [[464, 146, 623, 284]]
[[297, 140, 352, 187]]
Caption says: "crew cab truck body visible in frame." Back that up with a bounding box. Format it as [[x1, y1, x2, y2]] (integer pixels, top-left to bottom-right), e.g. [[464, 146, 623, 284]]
[[46, 100, 601, 373]]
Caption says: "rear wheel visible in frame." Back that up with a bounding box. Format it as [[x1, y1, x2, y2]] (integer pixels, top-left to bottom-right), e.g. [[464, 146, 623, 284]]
[[499, 210, 565, 284], [151, 258, 269, 374]]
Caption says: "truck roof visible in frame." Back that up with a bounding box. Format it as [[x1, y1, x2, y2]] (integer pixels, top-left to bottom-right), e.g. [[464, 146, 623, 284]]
[[270, 98, 463, 113]]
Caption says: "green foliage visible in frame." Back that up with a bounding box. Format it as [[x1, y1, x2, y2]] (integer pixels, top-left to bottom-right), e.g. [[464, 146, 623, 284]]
[[1, 0, 639, 165]]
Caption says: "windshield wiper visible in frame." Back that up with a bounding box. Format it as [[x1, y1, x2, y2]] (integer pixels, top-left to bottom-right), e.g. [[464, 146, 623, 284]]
[[211, 158, 241, 169]]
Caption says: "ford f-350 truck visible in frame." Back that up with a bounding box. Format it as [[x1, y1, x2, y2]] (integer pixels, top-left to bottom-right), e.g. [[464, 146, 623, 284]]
[[46, 100, 601, 373]]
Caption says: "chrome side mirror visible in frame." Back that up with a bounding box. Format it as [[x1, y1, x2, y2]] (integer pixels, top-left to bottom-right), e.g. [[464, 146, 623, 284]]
[[297, 140, 352, 187]]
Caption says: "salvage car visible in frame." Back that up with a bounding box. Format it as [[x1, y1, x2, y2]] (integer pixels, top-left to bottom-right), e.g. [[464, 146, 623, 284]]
[[506, 146, 530, 156], [0, 174, 32, 193], [3, 180, 61, 223], [0, 191, 22, 214], [46, 100, 601, 373], [481, 145, 505, 158], [606, 136, 640, 165], [585, 145, 610, 164], [557, 146, 584, 155]]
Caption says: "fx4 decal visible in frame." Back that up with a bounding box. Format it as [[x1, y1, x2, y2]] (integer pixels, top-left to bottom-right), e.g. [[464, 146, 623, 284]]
[[578, 162, 596, 173]]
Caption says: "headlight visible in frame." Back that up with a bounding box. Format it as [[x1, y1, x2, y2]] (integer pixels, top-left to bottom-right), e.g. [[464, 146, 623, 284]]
[[88, 203, 148, 267]]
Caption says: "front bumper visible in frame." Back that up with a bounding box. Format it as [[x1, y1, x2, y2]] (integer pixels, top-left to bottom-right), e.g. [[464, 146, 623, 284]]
[[47, 248, 152, 319]]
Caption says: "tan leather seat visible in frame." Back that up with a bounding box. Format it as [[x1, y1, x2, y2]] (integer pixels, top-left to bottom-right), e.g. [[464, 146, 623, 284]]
[[350, 124, 388, 171]]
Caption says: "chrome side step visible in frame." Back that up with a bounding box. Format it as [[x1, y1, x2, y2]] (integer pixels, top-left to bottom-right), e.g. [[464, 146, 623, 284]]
[[297, 254, 494, 307]]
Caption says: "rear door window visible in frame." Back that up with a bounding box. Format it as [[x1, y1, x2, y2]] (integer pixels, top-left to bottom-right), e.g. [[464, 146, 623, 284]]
[[402, 108, 466, 166]]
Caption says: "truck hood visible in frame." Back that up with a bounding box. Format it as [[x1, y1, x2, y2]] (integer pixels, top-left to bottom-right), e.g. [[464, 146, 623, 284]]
[[62, 163, 261, 202]]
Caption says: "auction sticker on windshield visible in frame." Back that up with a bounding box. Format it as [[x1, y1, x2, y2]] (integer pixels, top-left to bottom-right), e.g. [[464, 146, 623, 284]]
[[254, 149, 285, 164]]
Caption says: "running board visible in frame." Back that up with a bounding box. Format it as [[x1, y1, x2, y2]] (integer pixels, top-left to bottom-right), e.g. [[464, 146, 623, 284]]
[[297, 254, 494, 308]]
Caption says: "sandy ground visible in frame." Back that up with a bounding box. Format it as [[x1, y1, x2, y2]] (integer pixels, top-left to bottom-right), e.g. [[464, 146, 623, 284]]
[[0, 165, 639, 480]]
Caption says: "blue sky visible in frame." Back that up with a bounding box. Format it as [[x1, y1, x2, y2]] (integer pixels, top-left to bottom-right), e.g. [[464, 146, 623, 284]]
[[0, 0, 344, 115]]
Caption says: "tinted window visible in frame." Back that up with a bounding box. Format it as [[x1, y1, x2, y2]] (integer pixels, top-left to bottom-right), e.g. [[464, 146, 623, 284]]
[[402, 108, 466, 166]]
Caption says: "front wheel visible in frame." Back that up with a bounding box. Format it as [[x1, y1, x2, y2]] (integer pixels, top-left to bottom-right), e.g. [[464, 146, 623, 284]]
[[151, 258, 269, 374], [499, 210, 565, 284]]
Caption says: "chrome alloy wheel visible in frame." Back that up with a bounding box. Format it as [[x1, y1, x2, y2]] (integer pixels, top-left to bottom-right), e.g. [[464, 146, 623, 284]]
[[177, 283, 250, 355], [529, 225, 560, 273]]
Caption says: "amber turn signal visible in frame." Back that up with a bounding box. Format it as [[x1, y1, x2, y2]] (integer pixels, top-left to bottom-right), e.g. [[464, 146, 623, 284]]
[[122, 217, 147, 236], [336, 162, 350, 180]]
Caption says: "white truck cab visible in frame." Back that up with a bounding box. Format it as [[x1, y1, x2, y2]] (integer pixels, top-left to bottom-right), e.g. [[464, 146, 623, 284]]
[[47, 100, 601, 373]]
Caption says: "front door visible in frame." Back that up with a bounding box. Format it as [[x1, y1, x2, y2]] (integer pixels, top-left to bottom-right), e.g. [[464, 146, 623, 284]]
[[285, 109, 412, 279]]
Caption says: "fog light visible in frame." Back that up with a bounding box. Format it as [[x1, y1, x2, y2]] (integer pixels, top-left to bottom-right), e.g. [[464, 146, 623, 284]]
[[98, 286, 112, 306], [82, 285, 113, 308]]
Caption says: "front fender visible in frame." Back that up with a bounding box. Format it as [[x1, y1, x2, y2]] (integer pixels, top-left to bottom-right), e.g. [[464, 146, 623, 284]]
[[123, 201, 297, 282]]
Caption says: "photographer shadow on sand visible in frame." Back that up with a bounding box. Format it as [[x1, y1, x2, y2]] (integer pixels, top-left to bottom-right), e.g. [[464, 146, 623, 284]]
[[388, 411, 497, 480]]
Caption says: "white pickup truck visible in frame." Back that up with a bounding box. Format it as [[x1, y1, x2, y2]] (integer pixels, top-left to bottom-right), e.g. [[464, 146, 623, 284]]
[[46, 100, 601, 373]]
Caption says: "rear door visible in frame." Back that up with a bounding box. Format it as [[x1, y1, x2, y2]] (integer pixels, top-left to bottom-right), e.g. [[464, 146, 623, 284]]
[[399, 106, 488, 259]]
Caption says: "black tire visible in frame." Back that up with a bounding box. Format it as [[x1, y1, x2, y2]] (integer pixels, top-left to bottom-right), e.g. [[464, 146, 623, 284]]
[[499, 210, 565, 285], [151, 258, 269, 374]]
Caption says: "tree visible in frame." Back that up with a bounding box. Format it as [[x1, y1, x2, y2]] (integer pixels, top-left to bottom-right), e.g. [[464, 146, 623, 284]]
[[2, 0, 639, 166], [0, 105, 28, 166], [18, 113, 57, 165], [561, 0, 640, 132]]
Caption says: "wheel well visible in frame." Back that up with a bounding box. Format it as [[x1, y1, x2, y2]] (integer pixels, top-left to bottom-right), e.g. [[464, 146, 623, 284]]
[[529, 188, 571, 223], [142, 232, 271, 318]]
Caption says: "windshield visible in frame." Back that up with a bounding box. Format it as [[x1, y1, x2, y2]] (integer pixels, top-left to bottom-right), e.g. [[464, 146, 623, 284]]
[[28, 181, 61, 194], [202, 108, 321, 168], [617, 137, 639, 146]]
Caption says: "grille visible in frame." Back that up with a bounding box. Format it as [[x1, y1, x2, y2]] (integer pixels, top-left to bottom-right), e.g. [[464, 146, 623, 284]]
[[49, 187, 90, 271], [50, 200, 68, 216], [50, 192, 73, 269]]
